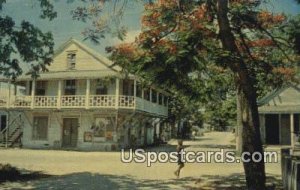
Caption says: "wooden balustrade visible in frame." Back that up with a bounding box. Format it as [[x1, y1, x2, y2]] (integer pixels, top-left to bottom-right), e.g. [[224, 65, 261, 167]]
[[0, 95, 168, 116]]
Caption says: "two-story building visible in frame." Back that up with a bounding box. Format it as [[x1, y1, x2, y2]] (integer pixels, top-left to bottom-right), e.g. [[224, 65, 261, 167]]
[[0, 39, 170, 150]]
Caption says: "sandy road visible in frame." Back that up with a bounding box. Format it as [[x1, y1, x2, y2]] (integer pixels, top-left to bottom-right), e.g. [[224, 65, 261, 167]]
[[0, 132, 282, 190]]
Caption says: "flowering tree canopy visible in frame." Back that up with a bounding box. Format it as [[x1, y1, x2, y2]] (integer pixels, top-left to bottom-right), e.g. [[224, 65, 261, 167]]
[[107, 0, 300, 189]]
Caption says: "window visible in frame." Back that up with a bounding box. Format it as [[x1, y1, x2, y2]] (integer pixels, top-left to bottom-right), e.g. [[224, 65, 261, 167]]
[[67, 52, 76, 69], [144, 88, 150, 101], [65, 80, 76, 95], [35, 81, 47, 96], [122, 79, 134, 96], [159, 93, 163, 105], [96, 80, 108, 95], [152, 90, 157, 103], [136, 84, 142, 97], [32, 116, 48, 140]]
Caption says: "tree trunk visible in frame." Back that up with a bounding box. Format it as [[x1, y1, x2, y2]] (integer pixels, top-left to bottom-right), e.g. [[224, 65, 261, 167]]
[[216, 0, 266, 189]]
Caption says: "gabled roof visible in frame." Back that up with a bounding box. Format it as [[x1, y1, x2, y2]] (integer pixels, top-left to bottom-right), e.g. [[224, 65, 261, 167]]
[[258, 85, 300, 113], [53, 38, 122, 72], [257, 87, 288, 106]]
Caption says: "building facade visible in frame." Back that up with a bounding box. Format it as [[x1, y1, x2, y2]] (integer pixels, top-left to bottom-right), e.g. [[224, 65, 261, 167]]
[[0, 39, 170, 150], [258, 85, 300, 148]]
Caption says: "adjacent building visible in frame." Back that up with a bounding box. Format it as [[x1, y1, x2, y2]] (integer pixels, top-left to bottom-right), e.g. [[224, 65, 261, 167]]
[[258, 85, 300, 148], [0, 39, 170, 150]]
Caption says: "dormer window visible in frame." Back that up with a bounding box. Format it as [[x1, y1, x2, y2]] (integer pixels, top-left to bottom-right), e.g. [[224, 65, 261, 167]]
[[67, 52, 76, 69]]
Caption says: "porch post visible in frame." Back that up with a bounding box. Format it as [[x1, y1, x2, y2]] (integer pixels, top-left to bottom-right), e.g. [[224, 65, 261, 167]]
[[57, 80, 62, 109], [134, 80, 137, 109], [6, 80, 11, 109], [26, 81, 30, 95], [85, 79, 90, 109], [115, 78, 120, 109], [31, 79, 36, 109], [134, 80, 137, 97], [157, 92, 159, 104], [141, 88, 145, 111], [291, 113, 295, 149]]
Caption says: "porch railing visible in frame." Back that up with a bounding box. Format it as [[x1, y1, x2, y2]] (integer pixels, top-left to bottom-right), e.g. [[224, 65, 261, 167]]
[[61, 95, 85, 108], [35, 96, 57, 108], [0, 95, 168, 116]]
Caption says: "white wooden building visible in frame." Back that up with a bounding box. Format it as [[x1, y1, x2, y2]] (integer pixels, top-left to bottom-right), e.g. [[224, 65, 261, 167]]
[[258, 85, 300, 148], [0, 39, 170, 150]]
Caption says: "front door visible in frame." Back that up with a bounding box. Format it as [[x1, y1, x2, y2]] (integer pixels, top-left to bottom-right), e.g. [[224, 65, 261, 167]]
[[62, 118, 79, 147]]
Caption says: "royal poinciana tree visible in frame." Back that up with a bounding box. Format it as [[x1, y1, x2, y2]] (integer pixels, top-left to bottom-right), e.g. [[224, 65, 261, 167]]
[[106, 0, 299, 189]]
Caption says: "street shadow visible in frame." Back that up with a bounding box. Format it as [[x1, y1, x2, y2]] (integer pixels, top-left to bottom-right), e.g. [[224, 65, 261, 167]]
[[0, 172, 199, 190], [190, 173, 283, 190], [0, 170, 52, 184], [0, 172, 283, 190]]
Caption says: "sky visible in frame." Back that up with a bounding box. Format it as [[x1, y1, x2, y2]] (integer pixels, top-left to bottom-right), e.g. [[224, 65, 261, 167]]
[[1, 0, 300, 60]]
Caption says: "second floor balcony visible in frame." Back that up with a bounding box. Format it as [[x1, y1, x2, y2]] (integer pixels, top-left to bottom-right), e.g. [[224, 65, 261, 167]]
[[0, 78, 169, 117]]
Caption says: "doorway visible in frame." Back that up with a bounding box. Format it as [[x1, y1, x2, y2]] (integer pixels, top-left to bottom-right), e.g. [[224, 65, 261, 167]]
[[62, 118, 79, 147], [265, 114, 280, 145], [0, 115, 7, 131]]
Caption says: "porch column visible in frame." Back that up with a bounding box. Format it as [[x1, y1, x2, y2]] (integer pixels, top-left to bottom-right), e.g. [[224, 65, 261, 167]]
[[134, 80, 137, 109], [30, 79, 36, 109], [115, 78, 120, 109], [85, 79, 90, 109], [157, 92, 159, 104], [134, 80, 137, 97], [291, 113, 295, 149], [25, 81, 30, 95], [57, 80, 62, 109], [141, 88, 145, 111], [6, 80, 11, 109]]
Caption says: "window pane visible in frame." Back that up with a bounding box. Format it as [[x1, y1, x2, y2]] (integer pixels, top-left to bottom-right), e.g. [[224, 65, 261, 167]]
[[65, 80, 76, 95], [67, 53, 76, 69]]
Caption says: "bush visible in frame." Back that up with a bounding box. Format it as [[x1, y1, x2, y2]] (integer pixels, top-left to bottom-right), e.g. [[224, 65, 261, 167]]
[[0, 164, 21, 182]]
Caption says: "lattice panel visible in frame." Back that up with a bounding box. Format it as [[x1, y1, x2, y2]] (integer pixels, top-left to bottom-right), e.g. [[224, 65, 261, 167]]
[[34, 96, 57, 108], [61, 96, 86, 107], [119, 96, 135, 108], [13, 96, 31, 108], [89, 95, 116, 107]]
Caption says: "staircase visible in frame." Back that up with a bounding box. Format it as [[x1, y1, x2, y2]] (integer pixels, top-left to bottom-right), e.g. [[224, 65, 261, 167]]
[[0, 112, 23, 148]]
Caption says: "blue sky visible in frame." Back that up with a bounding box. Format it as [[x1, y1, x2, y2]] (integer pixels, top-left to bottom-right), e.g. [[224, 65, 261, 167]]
[[1, 0, 300, 58]]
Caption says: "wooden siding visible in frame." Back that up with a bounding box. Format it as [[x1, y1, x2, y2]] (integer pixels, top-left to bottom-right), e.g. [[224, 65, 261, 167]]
[[49, 43, 110, 72]]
